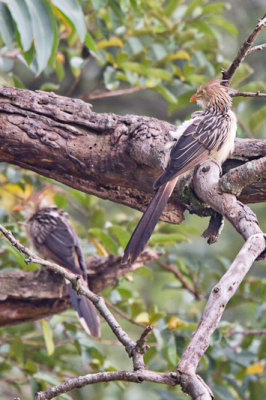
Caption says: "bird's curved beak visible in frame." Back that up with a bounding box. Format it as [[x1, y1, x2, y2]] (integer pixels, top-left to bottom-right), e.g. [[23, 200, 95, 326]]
[[190, 94, 197, 102], [13, 204, 22, 212]]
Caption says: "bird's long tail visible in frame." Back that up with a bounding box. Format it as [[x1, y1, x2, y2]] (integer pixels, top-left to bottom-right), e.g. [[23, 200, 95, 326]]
[[67, 284, 100, 337], [122, 178, 178, 264]]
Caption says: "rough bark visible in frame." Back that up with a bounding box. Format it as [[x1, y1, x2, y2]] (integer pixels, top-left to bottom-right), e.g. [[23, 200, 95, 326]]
[[0, 85, 265, 227], [0, 250, 159, 327]]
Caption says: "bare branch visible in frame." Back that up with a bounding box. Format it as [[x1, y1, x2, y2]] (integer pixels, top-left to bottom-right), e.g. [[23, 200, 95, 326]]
[[222, 13, 266, 82], [0, 250, 160, 327], [81, 86, 146, 100], [231, 91, 266, 98], [135, 325, 154, 353], [0, 223, 137, 357], [177, 233, 265, 375], [227, 329, 266, 337], [34, 370, 178, 400], [220, 156, 266, 196], [193, 161, 264, 242], [159, 262, 203, 300], [104, 298, 147, 328], [247, 43, 266, 55]]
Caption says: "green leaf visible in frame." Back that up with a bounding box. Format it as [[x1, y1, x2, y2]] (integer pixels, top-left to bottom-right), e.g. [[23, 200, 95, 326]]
[[4, 0, 33, 51], [109, 225, 130, 248], [121, 61, 173, 81], [23, 41, 35, 66], [207, 16, 238, 35], [9, 337, 24, 364], [89, 228, 118, 254], [184, 0, 205, 17], [201, 2, 226, 14], [24, 360, 38, 374], [39, 82, 60, 91], [149, 232, 188, 245], [41, 319, 55, 356], [84, 32, 97, 53], [91, 0, 108, 10], [25, 0, 56, 74], [52, 0, 86, 41], [213, 384, 238, 400], [230, 63, 254, 87], [155, 85, 178, 104], [0, 3, 15, 49], [164, 0, 183, 17], [250, 105, 266, 132]]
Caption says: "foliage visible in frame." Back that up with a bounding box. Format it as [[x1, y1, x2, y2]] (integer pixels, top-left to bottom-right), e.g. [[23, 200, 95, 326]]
[[0, 1, 265, 400], [0, 165, 265, 400]]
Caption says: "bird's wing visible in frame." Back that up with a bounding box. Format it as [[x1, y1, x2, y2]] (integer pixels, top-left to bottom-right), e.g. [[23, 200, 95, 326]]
[[154, 113, 229, 188], [29, 209, 83, 275]]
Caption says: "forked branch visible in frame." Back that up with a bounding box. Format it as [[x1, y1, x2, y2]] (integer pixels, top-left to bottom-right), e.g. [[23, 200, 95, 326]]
[[222, 13, 266, 82]]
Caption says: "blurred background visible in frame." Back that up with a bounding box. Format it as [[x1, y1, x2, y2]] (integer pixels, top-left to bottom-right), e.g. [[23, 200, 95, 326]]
[[0, 1, 265, 399]]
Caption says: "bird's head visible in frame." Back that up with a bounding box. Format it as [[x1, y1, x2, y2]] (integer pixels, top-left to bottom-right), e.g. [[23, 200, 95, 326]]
[[13, 186, 55, 218], [190, 79, 232, 111]]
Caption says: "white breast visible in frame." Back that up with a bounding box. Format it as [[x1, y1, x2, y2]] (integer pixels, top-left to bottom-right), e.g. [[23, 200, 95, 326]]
[[213, 110, 237, 164]]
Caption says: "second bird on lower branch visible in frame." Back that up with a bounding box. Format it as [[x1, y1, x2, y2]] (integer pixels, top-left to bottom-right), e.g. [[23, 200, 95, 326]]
[[16, 191, 100, 337], [122, 79, 237, 264]]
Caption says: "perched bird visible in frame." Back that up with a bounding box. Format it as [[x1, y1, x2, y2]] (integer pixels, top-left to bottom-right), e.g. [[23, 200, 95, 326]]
[[15, 190, 100, 337], [122, 79, 237, 264]]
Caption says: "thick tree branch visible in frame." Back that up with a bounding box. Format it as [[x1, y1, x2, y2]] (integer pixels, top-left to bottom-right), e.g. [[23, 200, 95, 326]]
[[0, 223, 217, 400], [222, 13, 266, 82], [174, 162, 266, 398], [0, 250, 159, 326], [177, 233, 265, 376], [34, 370, 178, 400], [0, 223, 153, 372], [193, 161, 265, 242], [220, 156, 266, 196], [0, 85, 265, 223]]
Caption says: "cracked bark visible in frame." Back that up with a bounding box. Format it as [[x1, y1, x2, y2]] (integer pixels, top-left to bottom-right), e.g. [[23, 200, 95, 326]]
[[0, 250, 159, 327], [0, 85, 265, 227]]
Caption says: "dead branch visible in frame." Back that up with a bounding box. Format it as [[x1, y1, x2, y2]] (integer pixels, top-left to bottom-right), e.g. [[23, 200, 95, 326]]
[[246, 43, 266, 55], [220, 156, 266, 196], [159, 262, 203, 300], [222, 13, 266, 82], [177, 232, 265, 376], [0, 223, 215, 400], [34, 370, 177, 400], [231, 91, 266, 98], [0, 250, 159, 327], [0, 85, 265, 223]]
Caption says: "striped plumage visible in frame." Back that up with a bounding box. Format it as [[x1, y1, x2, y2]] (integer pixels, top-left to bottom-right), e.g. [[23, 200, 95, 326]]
[[25, 197, 100, 338], [122, 79, 237, 264]]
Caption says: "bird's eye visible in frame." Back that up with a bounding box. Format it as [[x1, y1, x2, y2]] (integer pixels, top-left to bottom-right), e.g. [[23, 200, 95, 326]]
[[200, 89, 206, 95]]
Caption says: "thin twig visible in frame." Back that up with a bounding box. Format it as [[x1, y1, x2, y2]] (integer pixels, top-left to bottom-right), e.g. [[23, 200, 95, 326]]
[[0, 224, 135, 358], [222, 13, 266, 82], [104, 298, 147, 328], [81, 85, 146, 100], [227, 329, 266, 337], [135, 325, 154, 353], [237, 119, 253, 138], [247, 43, 266, 55], [220, 156, 266, 196], [231, 91, 266, 98], [159, 262, 203, 301], [34, 370, 178, 400]]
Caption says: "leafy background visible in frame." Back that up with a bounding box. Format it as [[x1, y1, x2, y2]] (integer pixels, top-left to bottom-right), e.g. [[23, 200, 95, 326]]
[[0, 1, 265, 399]]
